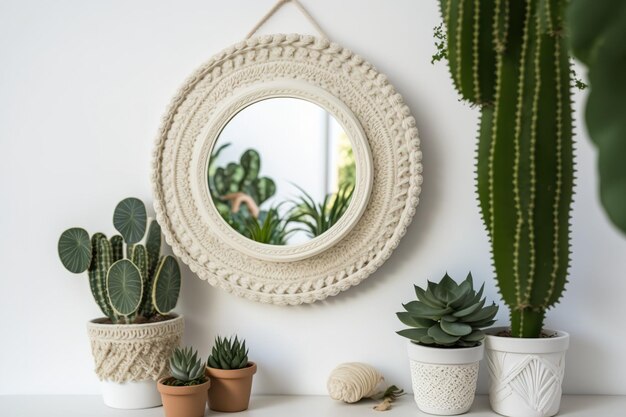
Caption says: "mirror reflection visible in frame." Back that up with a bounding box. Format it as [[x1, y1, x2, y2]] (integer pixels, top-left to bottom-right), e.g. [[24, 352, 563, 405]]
[[207, 98, 356, 245]]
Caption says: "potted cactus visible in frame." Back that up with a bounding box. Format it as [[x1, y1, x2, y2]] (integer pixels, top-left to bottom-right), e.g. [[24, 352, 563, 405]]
[[158, 347, 210, 417], [397, 273, 498, 415], [437, 0, 576, 416], [205, 335, 257, 412], [57, 197, 183, 409]]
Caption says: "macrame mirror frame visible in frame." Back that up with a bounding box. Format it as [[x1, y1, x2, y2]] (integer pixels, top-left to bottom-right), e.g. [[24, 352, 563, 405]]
[[151, 0, 423, 305]]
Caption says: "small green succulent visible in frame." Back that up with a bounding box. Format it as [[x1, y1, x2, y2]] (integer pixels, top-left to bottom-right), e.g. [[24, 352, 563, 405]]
[[207, 336, 249, 370], [397, 273, 498, 348], [165, 347, 206, 386]]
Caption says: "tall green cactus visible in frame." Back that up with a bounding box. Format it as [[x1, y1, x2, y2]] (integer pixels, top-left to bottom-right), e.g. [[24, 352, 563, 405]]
[[568, 0, 626, 235], [58, 198, 182, 324], [440, 0, 575, 337]]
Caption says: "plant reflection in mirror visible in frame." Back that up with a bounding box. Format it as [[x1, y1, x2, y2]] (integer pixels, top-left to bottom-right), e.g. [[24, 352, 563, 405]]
[[208, 143, 356, 245], [289, 183, 354, 238], [244, 205, 295, 245], [209, 144, 278, 238]]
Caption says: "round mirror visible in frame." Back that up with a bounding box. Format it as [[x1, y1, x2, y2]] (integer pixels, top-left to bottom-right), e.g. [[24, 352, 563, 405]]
[[154, 36, 420, 303], [207, 98, 356, 246]]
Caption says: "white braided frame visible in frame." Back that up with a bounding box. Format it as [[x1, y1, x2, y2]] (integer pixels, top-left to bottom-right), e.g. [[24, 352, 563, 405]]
[[152, 34, 423, 305]]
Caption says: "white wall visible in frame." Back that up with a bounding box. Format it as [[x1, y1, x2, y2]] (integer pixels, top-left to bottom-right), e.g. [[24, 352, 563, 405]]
[[1, 0, 625, 396]]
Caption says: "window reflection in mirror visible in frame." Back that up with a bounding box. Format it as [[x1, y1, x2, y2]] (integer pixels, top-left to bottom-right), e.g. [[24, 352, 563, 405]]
[[207, 98, 356, 245]]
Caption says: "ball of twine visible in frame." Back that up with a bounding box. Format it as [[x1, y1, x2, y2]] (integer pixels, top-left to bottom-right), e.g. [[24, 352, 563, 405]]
[[327, 362, 384, 403]]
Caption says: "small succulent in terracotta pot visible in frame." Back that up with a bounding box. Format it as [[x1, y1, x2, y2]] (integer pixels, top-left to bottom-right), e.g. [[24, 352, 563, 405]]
[[158, 347, 210, 417], [206, 335, 257, 412]]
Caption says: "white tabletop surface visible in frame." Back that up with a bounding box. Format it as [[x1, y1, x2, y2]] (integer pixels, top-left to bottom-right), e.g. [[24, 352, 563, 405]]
[[1, 394, 624, 417]]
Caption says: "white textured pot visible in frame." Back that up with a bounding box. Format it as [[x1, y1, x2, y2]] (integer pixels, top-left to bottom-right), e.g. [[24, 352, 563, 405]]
[[100, 380, 162, 409], [86, 314, 184, 409], [407, 341, 483, 415], [485, 327, 569, 417]]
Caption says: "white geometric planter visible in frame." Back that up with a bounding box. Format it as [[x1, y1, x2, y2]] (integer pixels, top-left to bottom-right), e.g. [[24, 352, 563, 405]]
[[407, 341, 483, 415], [485, 328, 569, 417]]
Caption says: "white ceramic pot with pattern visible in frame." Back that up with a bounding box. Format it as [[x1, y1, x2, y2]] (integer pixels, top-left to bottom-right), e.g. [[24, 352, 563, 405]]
[[485, 328, 569, 417], [407, 341, 483, 415]]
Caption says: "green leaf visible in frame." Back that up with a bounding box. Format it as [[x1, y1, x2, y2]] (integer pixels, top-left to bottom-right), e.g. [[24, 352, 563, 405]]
[[462, 304, 499, 323], [470, 283, 485, 305], [419, 336, 436, 345], [415, 284, 446, 308], [396, 312, 434, 328], [470, 318, 497, 328], [207, 356, 219, 369], [396, 328, 429, 342], [441, 315, 458, 322], [439, 273, 457, 291], [403, 301, 452, 317], [462, 329, 486, 342], [58, 228, 92, 273], [152, 256, 181, 314], [427, 324, 461, 344], [448, 281, 472, 307], [106, 259, 143, 316], [435, 273, 457, 301], [452, 301, 483, 318], [113, 198, 147, 244], [440, 320, 473, 336]]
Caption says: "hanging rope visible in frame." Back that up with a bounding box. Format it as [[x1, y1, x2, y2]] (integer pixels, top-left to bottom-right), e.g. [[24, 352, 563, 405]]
[[245, 0, 329, 40]]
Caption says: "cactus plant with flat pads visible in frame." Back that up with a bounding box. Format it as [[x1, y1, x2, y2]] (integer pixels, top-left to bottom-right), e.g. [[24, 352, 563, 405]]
[[58, 198, 182, 324]]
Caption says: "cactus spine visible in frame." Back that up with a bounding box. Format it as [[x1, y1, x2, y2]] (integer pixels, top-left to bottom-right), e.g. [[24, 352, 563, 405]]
[[440, 0, 574, 337]]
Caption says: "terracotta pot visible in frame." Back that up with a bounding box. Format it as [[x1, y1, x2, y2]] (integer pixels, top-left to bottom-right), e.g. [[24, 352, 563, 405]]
[[157, 377, 210, 417], [206, 362, 257, 412]]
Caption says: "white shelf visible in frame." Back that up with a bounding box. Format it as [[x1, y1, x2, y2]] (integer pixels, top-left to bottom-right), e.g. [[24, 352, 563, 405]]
[[1, 395, 625, 417]]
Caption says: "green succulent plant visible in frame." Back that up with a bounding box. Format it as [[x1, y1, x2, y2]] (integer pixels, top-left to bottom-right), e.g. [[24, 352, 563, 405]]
[[207, 336, 250, 370], [438, 0, 575, 337], [165, 347, 207, 387], [397, 273, 498, 348], [289, 183, 354, 238], [58, 198, 181, 324]]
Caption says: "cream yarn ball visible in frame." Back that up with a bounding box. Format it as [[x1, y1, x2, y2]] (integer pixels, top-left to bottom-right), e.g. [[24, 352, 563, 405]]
[[327, 362, 385, 403]]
